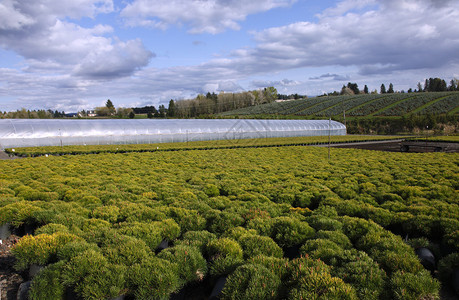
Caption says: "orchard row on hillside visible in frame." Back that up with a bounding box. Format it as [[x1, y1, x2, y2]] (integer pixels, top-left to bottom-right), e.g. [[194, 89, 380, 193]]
[[0, 147, 458, 299], [220, 92, 459, 118]]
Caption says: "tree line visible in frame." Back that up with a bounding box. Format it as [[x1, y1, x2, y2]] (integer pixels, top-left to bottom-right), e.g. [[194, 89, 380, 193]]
[[325, 77, 459, 96]]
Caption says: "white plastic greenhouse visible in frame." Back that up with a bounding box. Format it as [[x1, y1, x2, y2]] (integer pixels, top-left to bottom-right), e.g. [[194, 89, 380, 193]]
[[0, 119, 346, 148]]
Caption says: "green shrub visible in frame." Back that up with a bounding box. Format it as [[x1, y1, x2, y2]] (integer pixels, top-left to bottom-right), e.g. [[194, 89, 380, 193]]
[[117, 222, 163, 250], [168, 207, 206, 232], [158, 245, 207, 285], [248, 255, 290, 280], [12, 232, 81, 271], [390, 270, 440, 300], [209, 256, 244, 277], [299, 239, 344, 265], [271, 217, 315, 248], [208, 211, 245, 234], [81, 218, 111, 232], [246, 217, 273, 236], [57, 240, 100, 261], [316, 230, 352, 249], [0, 201, 42, 227], [118, 202, 166, 222], [331, 250, 386, 300], [175, 230, 217, 252], [91, 205, 120, 223], [61, 249, 128, 300], [223, 226, 257, 241], [239, 234, 283, 259], [286, 256, 357, 300], [29, 261, 66, 300], [35, 223, 69, 235], [128, 257, 180, 300], [101, 234, 150, 265], [307, 215, 343, 231], [221, 264, 281, 300], [207, 238, 243, 261]]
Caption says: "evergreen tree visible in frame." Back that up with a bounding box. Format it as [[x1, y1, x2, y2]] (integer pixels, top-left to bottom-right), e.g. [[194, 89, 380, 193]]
[[129, 111, 135, 119], [388, 83, 394, 93], [168, 100, 176, 117], [364, 85, 369, 94], [380, 84, 386, 94]]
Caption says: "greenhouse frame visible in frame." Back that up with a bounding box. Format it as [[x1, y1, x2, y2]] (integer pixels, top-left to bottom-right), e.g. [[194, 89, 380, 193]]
[[0, 119, 346, 149]]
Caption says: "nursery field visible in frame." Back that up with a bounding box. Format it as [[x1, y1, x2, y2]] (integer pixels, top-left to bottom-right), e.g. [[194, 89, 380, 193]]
[[220, 92, 459, 118], [0, 146, 458, 299]]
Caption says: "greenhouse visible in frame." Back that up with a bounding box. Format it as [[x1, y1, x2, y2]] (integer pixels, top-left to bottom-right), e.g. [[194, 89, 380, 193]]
[[0, 119, 346, 149]]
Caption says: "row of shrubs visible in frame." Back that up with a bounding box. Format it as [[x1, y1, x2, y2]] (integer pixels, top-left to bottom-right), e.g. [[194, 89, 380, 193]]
[[4, 134, 405, 157]]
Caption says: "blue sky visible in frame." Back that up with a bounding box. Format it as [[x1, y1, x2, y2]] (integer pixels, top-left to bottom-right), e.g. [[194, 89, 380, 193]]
[[0, 0, 458, 112]]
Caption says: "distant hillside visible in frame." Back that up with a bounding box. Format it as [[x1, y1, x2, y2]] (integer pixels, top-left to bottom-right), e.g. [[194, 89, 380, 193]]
[[220, 92, 459, 118]]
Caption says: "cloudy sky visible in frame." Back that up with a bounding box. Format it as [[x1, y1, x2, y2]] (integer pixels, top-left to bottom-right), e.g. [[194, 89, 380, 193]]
[[1, 0, 458, 112]]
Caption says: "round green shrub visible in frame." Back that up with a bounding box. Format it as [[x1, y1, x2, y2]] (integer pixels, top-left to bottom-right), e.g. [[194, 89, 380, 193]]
[[61, 249, 127, 300], [128, 257, 180, 300], [390, 270, 440, 300], [223, 226, 257, 241], [158, 245, 207, 285], [91, 205, 120, 223], [57, 240, 100, 261], [0, 201, 43, 227], [287, 256, 357, 300], [117, 221, 163, 251], [175, 230, 217, 252], [316, 230, 352, 249], [271, 217, 315, 248], [29, 261, 66, 300], [208, 211, 245, 234], [221, 264, 281, 300], [331, 250, 386, 300], [35, 223, 69, 235], [239, 234, 283, 259], [307, 215, 343, 231], [168, 207, 206, 232], [101, 234, 150, 265], [207, 238, 243, 261], [246, 217, 273, 236], [299, 239, 344, 265], [209, 255, 244, 277], [12, 232, 82, 271], [248, 255, 290, 280]]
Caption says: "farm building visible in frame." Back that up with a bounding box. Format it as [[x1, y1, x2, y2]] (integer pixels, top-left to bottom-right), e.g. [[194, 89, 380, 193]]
[[0, 119, 346, 149]]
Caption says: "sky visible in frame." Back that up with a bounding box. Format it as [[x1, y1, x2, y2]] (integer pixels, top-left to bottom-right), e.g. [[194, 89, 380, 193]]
[[0, 0, 458, 112]]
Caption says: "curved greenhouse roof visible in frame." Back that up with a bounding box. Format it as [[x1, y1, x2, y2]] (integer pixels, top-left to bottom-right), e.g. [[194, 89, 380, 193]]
[[0, 119, 346, 148]]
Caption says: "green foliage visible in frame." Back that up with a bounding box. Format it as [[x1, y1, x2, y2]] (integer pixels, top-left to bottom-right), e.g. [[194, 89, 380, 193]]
[[175, 230, 217, 252], [221, 264, 281, 300], [238, 234, 283, 259], [100, 234, 151, 265], [286, 256, 357, 300], [300, 239, 344, 265], [315, 230, 352, 249], [12, 232, 81, 271], [158, 245, 207, 285], [29, 261, 66, 300], [61, 249, 127, 300], [128, 257, 180, 300], [207, 238, 243, 261], [271, 216, 315, 247], [390, 270, 440, 300], [331, 250, 386, 300], [0, 201, 42, 227], [1, 143, 458, 299]]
